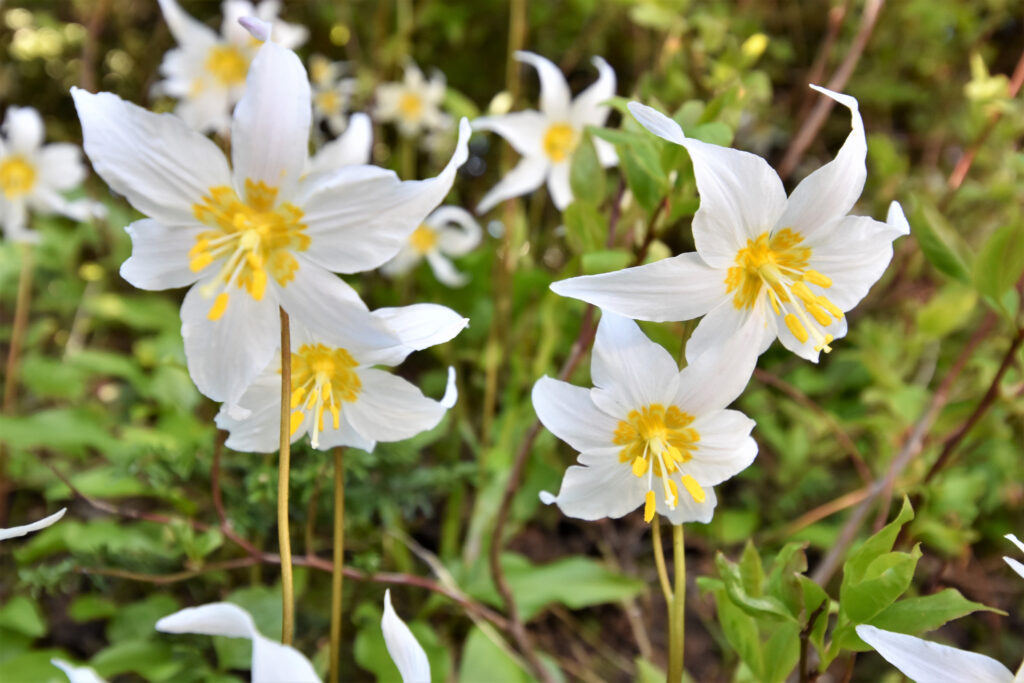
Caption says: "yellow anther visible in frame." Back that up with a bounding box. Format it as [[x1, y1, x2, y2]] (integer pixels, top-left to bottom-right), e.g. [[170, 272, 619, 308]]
[[806, 302, 833, 326], [784, 313, 808, 343], [289, 411, 305, 436], [668, 479, 679, 507], [205, 44, 249, 87], [190, 253, 214, 272], [814, 334, 835, 353], [398, 92, 424, 122], [680, 474, 705, 503], [207, 292, 229, 321], [0, 155, 37, 198], [817, 295, 843, 319], [409, 225, 438, 254], [249, 268, 267, 301], [804, 270, 832, 288], [189, 239, 210, 258], [791, 281, 816, 303], [767, 288, 782, 315], [291, 386, 306, 409], [542, 123, 578, 163], [632, 456, 649, 477], [643, 490, 656, 523]]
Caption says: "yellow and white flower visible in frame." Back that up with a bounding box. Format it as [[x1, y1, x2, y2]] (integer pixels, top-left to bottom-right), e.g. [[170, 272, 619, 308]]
[[375, 62, 452, 139], [535, 312, 758, 524], [308, 54, 356, 136], [74, 23, 471, 413], [0, 107, 100, 243], [551, 88, 909, 363], [381, 206, 482, 287], [215, 306, 464, 452], [474, 52, 617, 212], [155, 0, 308, 134]]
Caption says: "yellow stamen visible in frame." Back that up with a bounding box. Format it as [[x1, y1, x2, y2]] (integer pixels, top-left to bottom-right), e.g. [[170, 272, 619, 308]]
[[289, 344, 361, 447], [542, 123, 578, 163], [0, 155, 36, 199], [680, 475, 705, 503], [668, 479, 679, 507], [644, 490, 656, 523], [784, 313, 808, 343], [767, 288, 782, 315], [817, 295, 843, 319], [398, 92, 424, 122], [409, 224, 439, 254], [804, 269, 832, 287], [205, 44, 249, 87], [289, 411, 305, 436], [632, 456, 649, 477], [806, 303, 833, 327], [207, 292, 229, 321]]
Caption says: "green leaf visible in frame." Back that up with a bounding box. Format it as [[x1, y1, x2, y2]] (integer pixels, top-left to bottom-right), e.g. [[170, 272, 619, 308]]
[[68, 595, 118, 623], [915, 282, 978, 339], [569, 134, 605, 205], [716, 551, 795, 621], [0, 596, 46, 638], [842, 497, 914, 587], [761, 622, 801, 683], [738, 541, 765, 597], [713, 588, 764, 679], [458, 626, 531, 683], [619, 140, 669, 211], [563, 201, 608, 254], [974, 222, 1024, 303], [90, 639, 181, 680], [2, 649, 72, 682], [915, 203, 972, 282], [870, 588, 1002, 635], [108, 594, 180, 644], [687, 121, 733, 146], [841, 545, 921, 623], [504, 554, 646, 620], [582, 249, 632, 275]]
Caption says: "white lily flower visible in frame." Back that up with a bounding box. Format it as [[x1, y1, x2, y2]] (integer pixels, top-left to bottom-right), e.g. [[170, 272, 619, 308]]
[[551, 88, 910, 363], [155, 0, 308, 134], [381, 206, 482, 287], [51, 659, 106, 683], [308, 54, 356, 136], [156, 602, 319, 683], [73, 23, 471, 413], [0, 107, 100, 243], [375, 62, 452, 139], [305, 112, 373, 177], [535, 312, 758, 524], [474, 51, 617, 213], [0, 507, 65, 541], [382, 589, 431, 683], [215, 305, 464, 452]]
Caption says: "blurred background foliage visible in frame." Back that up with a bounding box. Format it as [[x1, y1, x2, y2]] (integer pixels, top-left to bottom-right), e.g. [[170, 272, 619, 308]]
[[1, 0, 1023, 681]]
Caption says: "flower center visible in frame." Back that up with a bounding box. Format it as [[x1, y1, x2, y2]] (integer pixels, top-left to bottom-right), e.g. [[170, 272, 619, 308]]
[[189, 180, 310, 320], [398, 92, 424, 122], [289, 343, 361, 449], [613, 404, 703, 523], [409, 224, 438, 254], [542, 123, 578, 163], [205, 44, 250, 87], [315, 90, 343, 116], [0, 155, 36, 198], [725, 229, 844, 353]]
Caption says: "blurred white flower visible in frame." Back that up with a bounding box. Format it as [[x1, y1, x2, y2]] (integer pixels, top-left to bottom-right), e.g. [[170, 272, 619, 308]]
[[74, 24, 471, 415], [553, 88, 909, 363], [308, 54, 357, 136], [155, 0, 308, 134], [381, 206, 482, 287], [535, 312, 758, 524], [51, 659, 106, 683], [0, 107, 101, 243], [474, 52, 617, 212], [216, 306, 465, 451], [382, 589, 431, 683], [0, 507, 65, 541], [376, 62, 452, 139], [305, 112, 373, 177]]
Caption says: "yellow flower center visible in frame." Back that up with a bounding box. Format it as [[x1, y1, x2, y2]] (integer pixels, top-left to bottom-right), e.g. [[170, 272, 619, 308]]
[[189, 180, 310, 320], [205, 44, 250, 87], [613, 404, 703, 523], [398, 92, 424, 122], [315, 90, 342, 116], [409, 224, 438, 254], [0, 155, 36, 198], [289, 343, 361, 449], [725, 229, 843, 353], [309, 56, 332, 86], [542, 123, 578, 163]]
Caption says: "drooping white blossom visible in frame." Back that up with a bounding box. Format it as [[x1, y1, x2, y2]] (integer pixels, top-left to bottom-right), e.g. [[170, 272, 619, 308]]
[[535, 312, 758, 524], [382, 589, 431, 683], [74, 22, 471, 414], [474, 52, 617, 212], [381, 206, 482, 287], [552, 87, 909, 363], [375, 62, 452, 139]]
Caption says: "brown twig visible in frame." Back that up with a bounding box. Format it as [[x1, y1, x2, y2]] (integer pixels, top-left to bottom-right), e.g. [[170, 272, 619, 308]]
[[796, 2, 850, 124]]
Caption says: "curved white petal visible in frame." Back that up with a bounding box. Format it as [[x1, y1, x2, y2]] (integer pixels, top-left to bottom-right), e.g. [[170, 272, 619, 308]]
[[533, 376, 619, 453], [550, 252, 727, 323], [547, 161, 573, 209], [231, 39, 310, 203], [856, 625, 1013, 683], [571, 56, 616, 127], [380, 246, 422, 278], [119, 219, 204, 290], [476, 154, 548, 214], [0, 200, 32, 243], [540, 451, 647, 521], [157, 0, 219, 46], [3, 106, 44, 153], [431, 206, 482, 255], [629, 102, 688, 146], [369, 303, 469, 360], [71, 88, 233, 226], [685, 413, 757, 485], [805, 214, 902, 312], [425, 250, 468, 287], [315, 411, 377, 451], [36, 143, 86, 190], [0, 508, 66, 542], [472, 110, 547, 158], [516, 51, 571, 119], [659, 482, 717, 525], [589, 312, 680, 414], [300, 119, 471, 272], [382, 590, 431, 683], [776, 86, 865, 239], [685, 298, 775, 364], [306, 112, 373, 175], [51, 659, 107, 683], [344, 369, 448, 442], [674, 314, 760, 413], [216, 372, 281, 453], [775, 304, 847, 362]]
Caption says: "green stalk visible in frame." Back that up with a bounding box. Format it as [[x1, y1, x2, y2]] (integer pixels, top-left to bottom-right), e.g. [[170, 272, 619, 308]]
[[278, 308, 295, 644], [329, 447, 345, 681], [0, 243, 33, 526], [667, 524, 686, 683]]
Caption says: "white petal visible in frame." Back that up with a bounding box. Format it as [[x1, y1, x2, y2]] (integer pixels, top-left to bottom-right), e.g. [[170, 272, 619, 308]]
[[0, 199, 33, 243], [382, 590, 431, 683], [315, 411, 377, 452], [686, 412, 757, 485], [659, 482, 717, 525], [589, 312, 680, 414], [306, 113, 373, 175], [0, 508, 66, 542], [775, 306, 847, 362], [71, 88, 233, 226], [431, 206, 482, 255], [36, 143, 86, 190], [476, 154, 548, 214], [425, 251, 468, 287], [216, 372, 281, 453], [542, 452, 646, 521], [230, 39, 310, 202], [1004, 557, 1024, 581], [440, 366, 458, 408], [775, 86, 866, 237], [180, 279, 280, 408], [238, 16, 272, 43], [594, 137, 618, 167], [571, 56, 616, 127], [886, 200, 911, 237], [380, 245, 422, 278], [3, 106, 44, 153], [157, 0, 219, 46], [344, 369, 448, 442], [547, 161, 572, 209], [251, 634, 320, 683], [472, 110, 547, 158], [300, 119, 471, 272], [805, 214, 902, 312], [550, 252, 726, 323], [516, 51, 572, 119], [855, 625, 1013, 683], [369, 303, 469, 359], [673, 314, 760, 412], [628, 102, 687, 146], [221, 0, 257, 44], [1005, 533, 1024, 555], [119, 219, 204, 290], [532, 376, 619, 453], [51, 659, 107, 683], [685, 298, 775, 364]]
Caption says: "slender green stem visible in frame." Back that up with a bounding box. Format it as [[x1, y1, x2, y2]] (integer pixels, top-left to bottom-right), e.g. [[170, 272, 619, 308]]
[[650, 516, 673, 606], [278, 308, 295, 645], [329, 447, 345, 682], [667, 524, 686, 683], [0, 243, 34, 526]]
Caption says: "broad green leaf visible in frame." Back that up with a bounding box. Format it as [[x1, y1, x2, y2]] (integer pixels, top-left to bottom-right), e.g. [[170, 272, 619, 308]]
[[619, 139, 669, 211], [713, 589, 764, 679], [717, 551, 795, 621], [842, 497, 914, 587], [0, 596, 46, 638], [90, 639, 181, 680], [458, 626, 531, 683], [915, 282, 978, 339], [68, 595, 118, 623], [841, 545, 922, 623], [761, 622, 801, 683], [915, 203, 972, 282], [2, 649, 72, 682], [870, 588, 1002, 635], [738, 541, 765, 597], [569, 134, 605, 205], [563, 200, 608, 254], [108, 594, 180, 644], [974, 222, 1024, 303], [505, 554, 646, 620]]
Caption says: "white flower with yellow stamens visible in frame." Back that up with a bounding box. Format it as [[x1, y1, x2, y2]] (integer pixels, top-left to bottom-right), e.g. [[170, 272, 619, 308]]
[[215, 305, 464, 451], [474, 51, 617, 213], [73, 20, 471, 414], [155, 0, 308, 134], [534, 312, 758, 524], [375, 62, 452, 139], [381, 206, 482, 287], [308, 54, 356, 136], [305, 112, 373, 177], [551, 87, 909, 363], [0, 107, 100, 243]]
